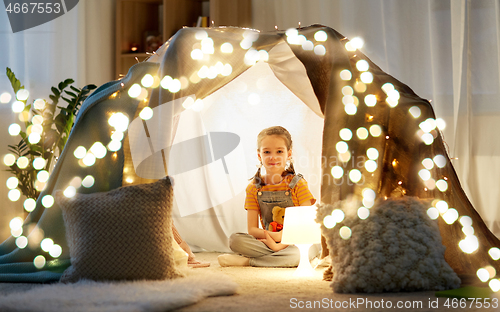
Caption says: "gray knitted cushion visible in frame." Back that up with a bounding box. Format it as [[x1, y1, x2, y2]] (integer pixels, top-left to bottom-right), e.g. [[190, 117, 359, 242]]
[[56, 177, 183, 282], [317, 196, 460, 293]]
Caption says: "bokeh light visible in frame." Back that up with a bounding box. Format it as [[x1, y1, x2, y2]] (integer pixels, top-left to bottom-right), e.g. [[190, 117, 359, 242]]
[[336, 141, 348, 153], [314, 30, 328, 41], [37, 170, 49, 183], [40, 238, 54, 252], [16, 89, 29, 101], [381, 83, 394, 94], [339, 226, 352, 240], [459, 235, 479, 254], [82, 175, 95, 188], [364, 94, 377, 107], [342, 86, 353, 96], [74, 146, 87, 159], [16, 156, 29, 169], [23, 198, 37, 212], [331, 166, 344, 179], [90, 142, 107, 159], [344, 103, 357, 115], [427, 207, 439, 220], [323, 215, 336, 229], [314, 45, 326, 56], [8, 123, 21, 136], [33, 255, 46, 269], [12, 100, 25, 113], [477, 268, 490, 282], [422, 158, 434, 170], [436, 200, 449, 213], [356, 60, 369, 72], [7, 189, 21, 202], [459, 216, 472, 227], [127, 83, 141, 98], [107, 140, 122, 152], [489, 247, 500, 260], [49, 244, 62, 258], [340, 70, 352, 81], [141, 74, 154, 88], [350, 37, 364, 49], [6, 177, 19, 189], [356, 127, 368, 140], [360, 72, 373, 84], [139, 107, 153, 120], [369, 125, 382, 137], [32, 158, 45, 171], [418, 169, 431, 181], [339, 128, 353, 141], [221, 42, 233, 53], [33, 99, 45, 110], [442, 208, 459, 224], [349, 169, 362, 183], [365, 160, 378, 172], [433, 155, 446, 168], [41, 195, 54, 208], [489, 279, 500, 292], [108, 113, 129, 132], [15, 236, 28, 249], [366, 148, 379, 160], [64, 186, 76, 198], [436, 179, 448, 192], [357, 207, 370, 219], [332, 209, 345, 223], [0, 92, 12, 103], [28, 132, 41, 144]]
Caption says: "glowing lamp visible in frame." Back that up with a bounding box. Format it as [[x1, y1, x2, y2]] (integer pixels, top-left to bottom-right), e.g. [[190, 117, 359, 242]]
[[281, 206, 321, 277]]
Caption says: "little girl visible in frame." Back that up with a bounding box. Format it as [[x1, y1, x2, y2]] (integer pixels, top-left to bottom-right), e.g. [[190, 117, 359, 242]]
[[218, 126, 319, 267]]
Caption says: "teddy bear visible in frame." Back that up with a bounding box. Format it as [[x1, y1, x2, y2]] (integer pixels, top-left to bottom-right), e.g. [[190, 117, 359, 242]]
[[268, 206, 286, 232]]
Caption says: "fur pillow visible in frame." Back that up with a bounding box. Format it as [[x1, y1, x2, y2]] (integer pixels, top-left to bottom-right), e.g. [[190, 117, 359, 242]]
[[56, 177, 183, 282], [317, 196, 461, 293]]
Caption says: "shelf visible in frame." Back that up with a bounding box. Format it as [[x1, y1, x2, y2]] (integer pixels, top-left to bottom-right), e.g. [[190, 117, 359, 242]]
[[115, 0, 252, 79]]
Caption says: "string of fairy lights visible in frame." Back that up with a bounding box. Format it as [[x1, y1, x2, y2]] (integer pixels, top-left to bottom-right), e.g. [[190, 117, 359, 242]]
[[1, 27, 499, 290]]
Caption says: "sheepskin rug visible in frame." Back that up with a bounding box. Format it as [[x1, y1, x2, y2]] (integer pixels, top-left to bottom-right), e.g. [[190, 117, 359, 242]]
[[0, 271, 237, 312], [317, 196, 461, 293]]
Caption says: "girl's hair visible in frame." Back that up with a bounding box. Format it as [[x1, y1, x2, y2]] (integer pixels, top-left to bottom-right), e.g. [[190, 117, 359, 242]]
[[252, 126, 296, 185]]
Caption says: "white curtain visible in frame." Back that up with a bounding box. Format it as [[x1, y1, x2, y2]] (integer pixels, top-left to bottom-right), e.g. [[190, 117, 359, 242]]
[[253, 0, 500, 238], [0, 0, 115, 240]]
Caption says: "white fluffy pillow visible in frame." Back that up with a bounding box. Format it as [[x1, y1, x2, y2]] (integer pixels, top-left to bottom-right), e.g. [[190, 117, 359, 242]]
[[317, 196, 461, 293]]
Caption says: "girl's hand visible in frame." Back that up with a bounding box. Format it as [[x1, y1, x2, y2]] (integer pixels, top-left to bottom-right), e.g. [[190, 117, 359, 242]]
[[259, 231, 288, 252], [267, 230, 282, 242]]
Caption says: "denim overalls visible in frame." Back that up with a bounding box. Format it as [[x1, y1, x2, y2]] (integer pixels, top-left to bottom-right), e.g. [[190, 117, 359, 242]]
[[255, 174, 304, 230]]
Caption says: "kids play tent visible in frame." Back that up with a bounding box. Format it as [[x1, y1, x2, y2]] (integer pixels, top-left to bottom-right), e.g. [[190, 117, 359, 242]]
[[0, 25, 499, 283]]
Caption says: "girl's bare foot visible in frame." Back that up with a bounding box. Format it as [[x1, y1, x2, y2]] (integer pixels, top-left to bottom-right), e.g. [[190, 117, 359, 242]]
[[188, 256, 210, 268], [217, 254, 250, 267]]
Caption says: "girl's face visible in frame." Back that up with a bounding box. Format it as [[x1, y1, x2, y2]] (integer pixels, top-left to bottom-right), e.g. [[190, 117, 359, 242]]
[[257, 135, 292, 176]]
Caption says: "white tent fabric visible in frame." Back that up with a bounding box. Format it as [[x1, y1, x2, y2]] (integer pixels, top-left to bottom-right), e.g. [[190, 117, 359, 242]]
[[143, 44, 324, 251]]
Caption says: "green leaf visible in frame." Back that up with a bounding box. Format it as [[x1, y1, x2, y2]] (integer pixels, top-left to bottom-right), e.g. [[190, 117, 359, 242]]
[[51, 87, 60, 97], [64, 91, 77, 98], [61, 96, 72, 104]]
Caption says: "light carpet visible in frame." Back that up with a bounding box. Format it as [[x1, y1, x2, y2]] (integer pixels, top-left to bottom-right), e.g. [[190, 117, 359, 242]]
[[0, 270, 238, 312]]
